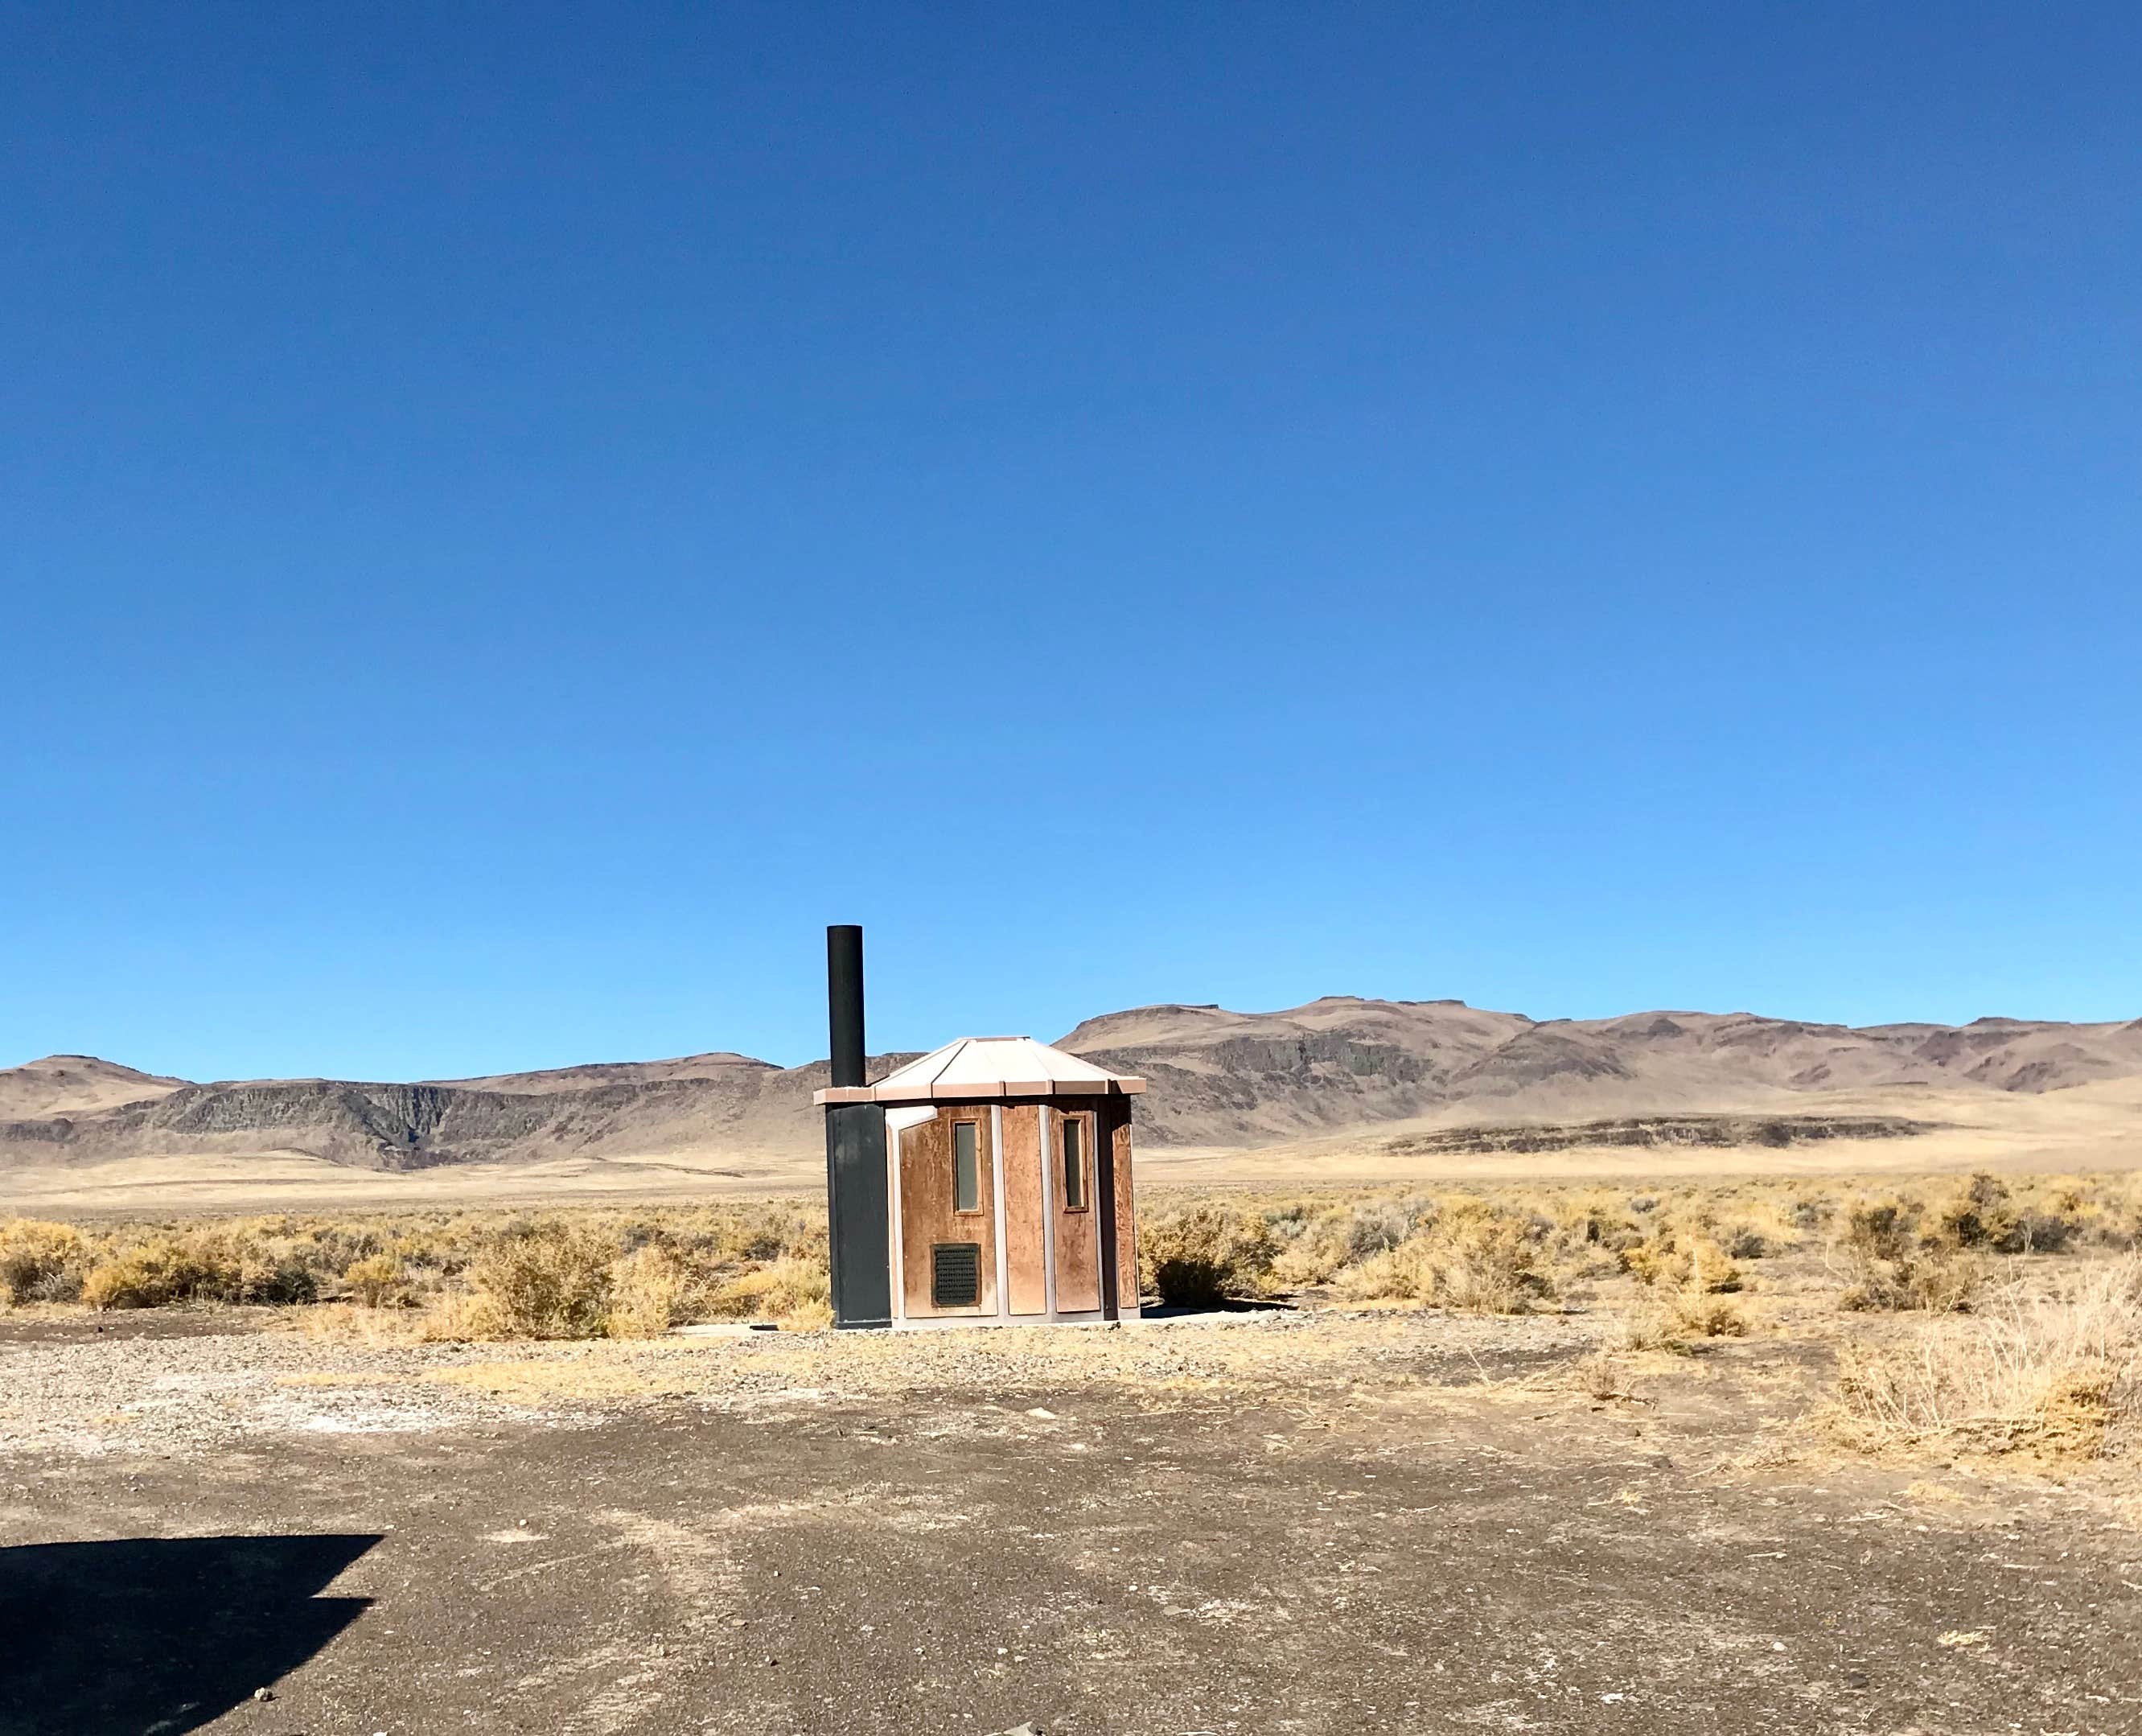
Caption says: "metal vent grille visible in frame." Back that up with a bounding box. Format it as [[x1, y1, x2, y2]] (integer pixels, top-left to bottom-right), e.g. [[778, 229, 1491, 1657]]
[[931, 1242, 981, 1309]]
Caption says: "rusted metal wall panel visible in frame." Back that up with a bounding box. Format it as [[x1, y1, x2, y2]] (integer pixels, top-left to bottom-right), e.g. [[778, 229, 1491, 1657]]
[[1104, 1098, 1137, 1312], [1000, 1103, 1047, 1314], [898, 1108, 997, 1318]]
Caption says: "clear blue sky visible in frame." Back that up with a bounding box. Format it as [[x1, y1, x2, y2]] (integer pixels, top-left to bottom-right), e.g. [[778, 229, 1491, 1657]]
[[3, 4, 2137, 1081]]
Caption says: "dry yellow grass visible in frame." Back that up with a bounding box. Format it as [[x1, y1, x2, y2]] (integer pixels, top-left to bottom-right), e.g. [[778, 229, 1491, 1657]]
[[0, 1199, 827, 1337], [10, 1170, 2137, 1323], [8, 1171, 2142, 1475], [1825, 1256, 2142, 1461]]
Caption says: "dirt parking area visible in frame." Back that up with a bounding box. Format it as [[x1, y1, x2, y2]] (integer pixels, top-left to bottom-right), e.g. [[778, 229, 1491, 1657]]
[[2, 1309, 2137, 1735]]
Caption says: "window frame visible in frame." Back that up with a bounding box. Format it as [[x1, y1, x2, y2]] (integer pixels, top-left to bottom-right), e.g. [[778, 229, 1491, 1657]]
[[951, 1117, 983, 1215], [1059, 1109, 1091, 1213]]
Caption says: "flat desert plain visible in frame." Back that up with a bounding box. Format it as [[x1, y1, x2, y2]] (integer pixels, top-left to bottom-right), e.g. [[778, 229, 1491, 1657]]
[[3, 1076, 2138, 1216], [3, 1007, 2140, 1734]]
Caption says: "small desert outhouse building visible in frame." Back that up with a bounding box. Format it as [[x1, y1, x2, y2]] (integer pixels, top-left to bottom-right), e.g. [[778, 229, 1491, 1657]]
[[815, 928, 1145, 1329]]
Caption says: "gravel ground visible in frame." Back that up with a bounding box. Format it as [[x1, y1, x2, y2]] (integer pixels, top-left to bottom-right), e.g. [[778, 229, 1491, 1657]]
[[0, 1306, 1604, 1463], [4, 1307, 2140, 1734]]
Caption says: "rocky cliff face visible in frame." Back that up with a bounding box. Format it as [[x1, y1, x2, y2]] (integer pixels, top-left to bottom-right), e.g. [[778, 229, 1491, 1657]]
[[0, 1056, 921, 1172], [2, 1000, 2136, 1173]]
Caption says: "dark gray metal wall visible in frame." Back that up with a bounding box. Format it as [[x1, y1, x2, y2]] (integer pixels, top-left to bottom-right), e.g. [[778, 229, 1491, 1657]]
[[824, 1100, 890, 1328]]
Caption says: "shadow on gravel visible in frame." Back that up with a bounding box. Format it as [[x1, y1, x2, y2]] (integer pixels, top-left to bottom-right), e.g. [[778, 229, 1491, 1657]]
[[1139, 1298, 1297, 1319], [0, 1532, 379, 1736]]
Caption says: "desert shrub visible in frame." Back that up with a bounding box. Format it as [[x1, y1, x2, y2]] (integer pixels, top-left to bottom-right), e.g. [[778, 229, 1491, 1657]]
[[1624, 1232, 1742, 1294], [2011, 1211, 2078, 1255], [1334, 1201, 1552, 1314], [1833, 1190, 2001, 1310], [678, 1201, 821, 1268], [1840, 1246, 1990, 1314], [80, 1238, 233, 1310], [726, 1219, 791, 1264], [1613, 1290, 1749, 1351], [1843, 1198, 1918, 1262], [1667, 1294, 1749, 1338], [2013, 1183, 2099, 1251], [1267, 1226, 1342, 1288], [0, 1220, 92, 1305], [1139, 1206, 1277, 1308], [606, 1244, 686, 1338], [703, 1254, 831, 1329], [1789, 1195, 1830, 1233], [1264, 1194, 1437, 1289], [1547, 1192, 1642, 1261], [232, 1254, 319, 1306], [458, 1220, 615, 1339], [1611, 1314, 1692, 1355], [1266, 1213, 1345, 1288], [1261, 1199, 1318, 1233], [1260, 1198, 1334, 1259], [1958, 1174, 2082, 1255], [1933, 1173, 2027, 1253], [1342, 1199, 1417, 1262], [1431, 1205, 1553, 1313], [1719, 1223, 1770, 1261], [1828, 1257, 2140, 1459], [2037, 1177, 2142, 1249], [341, 1253, 407, 1308], [1329, 1245, 1416, 1302]]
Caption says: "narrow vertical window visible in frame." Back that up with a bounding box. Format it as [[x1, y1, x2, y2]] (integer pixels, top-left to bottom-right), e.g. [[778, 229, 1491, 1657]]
[[953, 1121, 980, 1211], [1061, 1114, 1086, 1210]]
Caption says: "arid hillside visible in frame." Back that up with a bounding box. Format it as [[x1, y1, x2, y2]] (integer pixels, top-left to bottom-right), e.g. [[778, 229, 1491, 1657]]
[[0, 1055, 187, 1121], [1065, 998, 2142, 1146], [3, 998, 2140, 1208], [0, 1050, 915, 1183]]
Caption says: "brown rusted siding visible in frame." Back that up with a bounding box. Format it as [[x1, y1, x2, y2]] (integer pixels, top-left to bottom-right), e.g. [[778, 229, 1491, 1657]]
[[1000, 1103, 1047, 1314], [1050, 1104, 1102, 1313], [898, 1107, 997, 1318], [1106, 1099, 1137, 1308]]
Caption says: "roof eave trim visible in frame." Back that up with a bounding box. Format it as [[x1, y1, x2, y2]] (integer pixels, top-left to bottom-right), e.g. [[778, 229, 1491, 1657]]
[[813, 1076, 1146, 1106]]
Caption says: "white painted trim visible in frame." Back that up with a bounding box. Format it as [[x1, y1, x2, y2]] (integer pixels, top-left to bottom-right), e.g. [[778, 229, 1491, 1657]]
[[890, 1309, 1110, 1333], [886, 1117, 905, 1323], [989, 1103, 1009, 1321], [885, 1104, 938, 1328], [1038, 1100, 1059, 1318]]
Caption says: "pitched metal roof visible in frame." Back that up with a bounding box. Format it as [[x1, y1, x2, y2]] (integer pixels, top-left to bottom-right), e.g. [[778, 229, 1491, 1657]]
[[812, 1035, 1145, 1105]]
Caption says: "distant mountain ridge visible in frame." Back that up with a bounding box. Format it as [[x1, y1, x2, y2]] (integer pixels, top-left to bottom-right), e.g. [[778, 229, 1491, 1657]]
[[1059, 998, 2142, 1147], [3, 998, 2139, 1176]]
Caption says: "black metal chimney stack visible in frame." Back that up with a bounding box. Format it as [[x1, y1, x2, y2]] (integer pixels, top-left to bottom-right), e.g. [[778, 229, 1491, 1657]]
[[827, 924, 866, 1089], [822, 924, 891, 1328]]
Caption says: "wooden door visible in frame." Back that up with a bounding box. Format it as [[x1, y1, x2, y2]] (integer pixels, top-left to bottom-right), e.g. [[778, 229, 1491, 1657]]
[[898, 1108, 997, 1318], [1050, 1103, 1102, 1313]]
